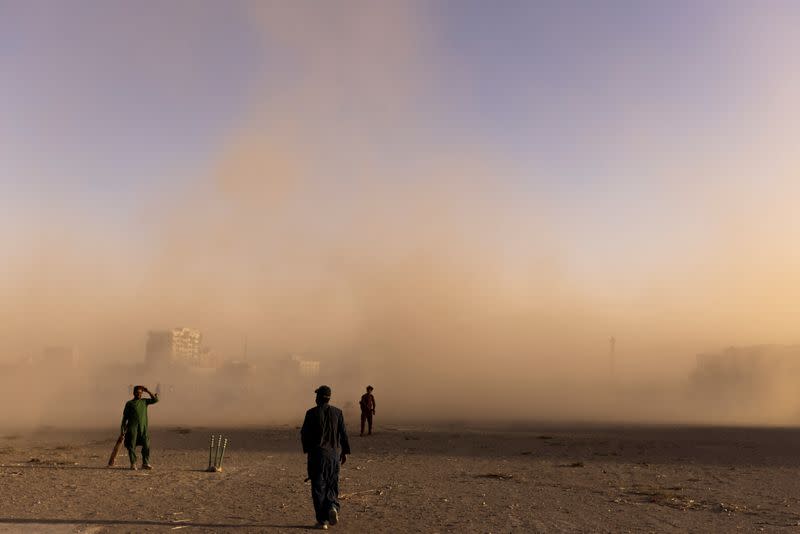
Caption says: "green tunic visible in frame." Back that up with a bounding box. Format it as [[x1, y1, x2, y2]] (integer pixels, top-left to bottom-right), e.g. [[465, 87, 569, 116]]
[[121, 396, 158, 450]]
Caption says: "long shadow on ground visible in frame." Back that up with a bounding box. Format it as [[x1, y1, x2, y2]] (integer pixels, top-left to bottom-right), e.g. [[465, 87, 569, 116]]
[[0, 518, 312, 530], [11, 424, 800, 468]]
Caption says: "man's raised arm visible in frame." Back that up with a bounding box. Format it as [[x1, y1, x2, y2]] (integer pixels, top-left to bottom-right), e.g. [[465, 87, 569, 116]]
[[144, 387, 159, 404]]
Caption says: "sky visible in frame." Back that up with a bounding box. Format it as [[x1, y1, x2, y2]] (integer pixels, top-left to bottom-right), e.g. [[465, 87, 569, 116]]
[[2, 1, 800, 377]]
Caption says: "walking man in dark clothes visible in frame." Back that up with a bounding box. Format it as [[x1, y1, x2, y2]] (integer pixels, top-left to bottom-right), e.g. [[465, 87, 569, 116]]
[[359, 385, 376, 436], [120, 385, 159, 470], [301, 385, 351, 530]]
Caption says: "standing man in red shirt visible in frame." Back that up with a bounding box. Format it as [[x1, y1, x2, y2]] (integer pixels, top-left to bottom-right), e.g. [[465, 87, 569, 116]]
[[359, 385, 376, 436]]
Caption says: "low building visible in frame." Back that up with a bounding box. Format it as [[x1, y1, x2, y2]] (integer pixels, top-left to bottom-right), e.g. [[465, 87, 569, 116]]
[[693, 345, 800, 384], [279, 354, 321, 379], [689, 344, 800, 420]]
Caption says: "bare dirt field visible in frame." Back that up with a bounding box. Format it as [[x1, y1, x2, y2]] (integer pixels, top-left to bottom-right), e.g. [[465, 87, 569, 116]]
[[0, 422, 799, 533]]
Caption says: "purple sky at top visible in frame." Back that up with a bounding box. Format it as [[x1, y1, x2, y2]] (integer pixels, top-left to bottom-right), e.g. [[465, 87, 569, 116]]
[[2, 1, 799, 290]]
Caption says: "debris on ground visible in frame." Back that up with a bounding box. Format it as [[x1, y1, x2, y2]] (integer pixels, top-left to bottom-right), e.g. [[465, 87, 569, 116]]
[[340, 487, 387, 500], [476, 473, 514, 480]]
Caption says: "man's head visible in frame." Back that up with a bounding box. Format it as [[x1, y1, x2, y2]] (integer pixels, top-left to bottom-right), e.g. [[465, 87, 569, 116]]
[[133, 385, 145, 399], [366, 385, 374, 393], [315, 385, 332, 405]]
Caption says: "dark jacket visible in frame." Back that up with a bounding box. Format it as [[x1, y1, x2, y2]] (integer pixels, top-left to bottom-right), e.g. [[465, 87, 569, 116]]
[[359, 393, 375, 413], [301, 403, 351, 455]]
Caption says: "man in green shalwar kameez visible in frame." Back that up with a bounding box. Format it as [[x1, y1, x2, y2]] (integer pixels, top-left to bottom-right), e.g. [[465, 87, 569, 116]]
[[120, 385, 159, 470]]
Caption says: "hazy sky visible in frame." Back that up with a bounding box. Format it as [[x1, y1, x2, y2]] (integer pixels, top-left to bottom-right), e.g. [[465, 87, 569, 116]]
[[2, 1, 800, 362]]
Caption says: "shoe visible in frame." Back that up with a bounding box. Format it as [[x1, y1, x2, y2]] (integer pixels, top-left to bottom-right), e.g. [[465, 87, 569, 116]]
[[328, 507, 338, 525], [130, 464, 138, 471], [314, 522, 328, 530], [142, 464, 153, 470]]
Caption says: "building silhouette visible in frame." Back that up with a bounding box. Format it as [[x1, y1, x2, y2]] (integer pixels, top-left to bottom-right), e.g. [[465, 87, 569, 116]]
[[145, 328, 202, 366]]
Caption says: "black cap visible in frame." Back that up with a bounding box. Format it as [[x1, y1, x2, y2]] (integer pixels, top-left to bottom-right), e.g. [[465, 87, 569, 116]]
[[366, 385, 374, 391], [315, 385, 332, 398]]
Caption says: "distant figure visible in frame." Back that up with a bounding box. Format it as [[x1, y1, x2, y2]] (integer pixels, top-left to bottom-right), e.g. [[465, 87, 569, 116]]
[[301, 385, 351, 530], [359, 385, 376, 436], [120, 385, 159, 470]]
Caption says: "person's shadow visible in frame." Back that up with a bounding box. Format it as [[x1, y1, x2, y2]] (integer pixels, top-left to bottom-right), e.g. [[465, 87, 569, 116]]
[[1, 464, 108, 471], [0, 518, 314, 530]]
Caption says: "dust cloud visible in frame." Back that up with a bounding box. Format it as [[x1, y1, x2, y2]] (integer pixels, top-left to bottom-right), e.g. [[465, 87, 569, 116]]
[[2, 2, 800, 429]]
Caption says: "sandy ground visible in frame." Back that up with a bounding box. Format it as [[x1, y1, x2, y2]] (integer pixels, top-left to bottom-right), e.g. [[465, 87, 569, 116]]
[[0, 421, 799, 533]]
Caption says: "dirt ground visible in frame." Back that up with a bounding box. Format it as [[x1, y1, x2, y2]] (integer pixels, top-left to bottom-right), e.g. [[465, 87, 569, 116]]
[[0, 421, 799, 533]]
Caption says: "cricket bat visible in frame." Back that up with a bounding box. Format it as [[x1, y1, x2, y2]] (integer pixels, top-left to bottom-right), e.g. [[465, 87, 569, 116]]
[[108, 432, 125, 467]]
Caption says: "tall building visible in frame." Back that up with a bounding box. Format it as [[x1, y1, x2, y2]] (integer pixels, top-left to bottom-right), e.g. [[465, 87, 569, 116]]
[[145, 328, 202, 366], [172, 327, 202, 363], [145, 331, 172, 366]]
